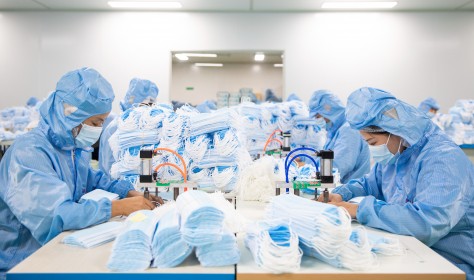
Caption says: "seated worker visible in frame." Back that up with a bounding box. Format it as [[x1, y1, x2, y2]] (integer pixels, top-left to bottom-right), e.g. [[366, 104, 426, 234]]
[[99, 78, 158, 176], [309, 90, 370, 183], [322, 87, 473, 280], [0, 68, 163, 279], [418, 97, 440, 118]]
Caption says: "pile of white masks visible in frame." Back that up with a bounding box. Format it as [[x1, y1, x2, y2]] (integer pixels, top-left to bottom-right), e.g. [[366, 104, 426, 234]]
[[244, 219, 302, 273], [62, 221, 124, 248]]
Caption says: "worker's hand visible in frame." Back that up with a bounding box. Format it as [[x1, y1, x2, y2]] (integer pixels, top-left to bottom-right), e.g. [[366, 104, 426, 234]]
[[126, 190, 164, 205], [111, 196, 156, 217], [329, 201, 358, 219], [317, 193, 343, 203], [148, 194, 164, 206]]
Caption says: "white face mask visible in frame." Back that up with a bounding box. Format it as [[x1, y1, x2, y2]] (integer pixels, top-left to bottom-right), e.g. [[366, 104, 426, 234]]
[[74, 123, 102, 148]]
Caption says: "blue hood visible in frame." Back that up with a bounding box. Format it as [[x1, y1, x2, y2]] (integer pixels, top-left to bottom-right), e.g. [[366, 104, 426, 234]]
[[308, 90, 346, 138], [346, 87, 431, 146], [38, 67, 114, 150]]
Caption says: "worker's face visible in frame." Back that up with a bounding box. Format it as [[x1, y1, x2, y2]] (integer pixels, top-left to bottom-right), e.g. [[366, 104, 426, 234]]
[[315, 113, 330, 123], [360, 131, 404, 155], [429, 108, 438, 114], [74, 112, 109, 135]]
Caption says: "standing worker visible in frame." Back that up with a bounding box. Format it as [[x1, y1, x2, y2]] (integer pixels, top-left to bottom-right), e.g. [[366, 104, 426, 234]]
[[0, 68, 162, 279], [308, 90, 370, 183], [418, 97, 440, 118], [322, 87, 473, 280], [98, 78, 159, 176]]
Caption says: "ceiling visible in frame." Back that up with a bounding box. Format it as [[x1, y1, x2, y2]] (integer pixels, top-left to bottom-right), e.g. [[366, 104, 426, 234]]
[[1, 0, 474, 12], [171, 51, 283, 65]]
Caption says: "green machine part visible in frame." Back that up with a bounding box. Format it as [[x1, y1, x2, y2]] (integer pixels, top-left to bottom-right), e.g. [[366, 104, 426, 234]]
[[292, 181, 321, 189]]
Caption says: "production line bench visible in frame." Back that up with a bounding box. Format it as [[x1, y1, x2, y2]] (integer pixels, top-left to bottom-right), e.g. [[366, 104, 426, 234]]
[[8, 201, 464, 280]]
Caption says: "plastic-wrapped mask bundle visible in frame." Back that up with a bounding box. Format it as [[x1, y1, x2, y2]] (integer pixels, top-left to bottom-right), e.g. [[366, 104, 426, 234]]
[[301, 226, 377, 271], [189, 108, 237, 137], [12, 115, 31, 132], [107, 210, 159, 271], [176, 190, 225, 246], [195, 229, 240, 267], [151, 207, 193, 268], [367, 232, 406, 256], [266, 194, 352, 260], [244, 220, 302, 273], [63, 221, 125, 248]]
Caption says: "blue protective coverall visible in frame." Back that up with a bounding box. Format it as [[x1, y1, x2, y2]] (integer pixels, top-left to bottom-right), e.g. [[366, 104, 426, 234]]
[[98, 78, 158, 176], [0, 68, 134, 279], [309, 90, 371, 183], [333, 87, 474, 279]]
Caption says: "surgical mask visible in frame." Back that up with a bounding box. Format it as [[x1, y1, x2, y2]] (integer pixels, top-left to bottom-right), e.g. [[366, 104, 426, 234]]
[[426, 112, 435, 118], [75, 123, 102, 148], [368, 134, 401, 165], [315, 117, 326, 129]]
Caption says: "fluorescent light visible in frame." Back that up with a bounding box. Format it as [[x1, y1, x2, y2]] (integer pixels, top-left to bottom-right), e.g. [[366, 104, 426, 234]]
[[179, 53, 217, 58], [108, 1, 182, 9], [254, 53, 265, 62], [175, 54, 189, 61], [194, 63, 223, 67], [321, 2, 397, 9], [274, 64, 283, 68]]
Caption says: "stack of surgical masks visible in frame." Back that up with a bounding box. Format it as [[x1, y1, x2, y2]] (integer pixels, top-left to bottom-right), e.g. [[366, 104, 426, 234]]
[[244, 220, 302, 273], [151, 206, 193, 268], [266, 194, 352, 267], [107, 210, 159, 271], [433, 99, 474, 144], [0, 105, 40, 139], [301, 226, 377, 271], [195, 229, 240, 266], [62, 221, 124, 248], [367, 232, 406, 256], [176, 190, 225, 246], [109, 103, 251, 192]]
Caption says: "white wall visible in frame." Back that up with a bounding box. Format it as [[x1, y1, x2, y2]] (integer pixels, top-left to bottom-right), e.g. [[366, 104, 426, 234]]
[[171, 62, 283, 105], [0, 12, 473, 113]]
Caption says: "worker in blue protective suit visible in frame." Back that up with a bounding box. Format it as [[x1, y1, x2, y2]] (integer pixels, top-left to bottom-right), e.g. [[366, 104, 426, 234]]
[[321, 87, 474, 280], [0, 68, 163, 280], [196, 99, 217, 113], [418, 97, 440, 118], [26, 96, 39, 107], [286, 93, 301, 102], [265, 89, 282, 103], [99, 78, 159, 176], [308, 90, 370, 183]]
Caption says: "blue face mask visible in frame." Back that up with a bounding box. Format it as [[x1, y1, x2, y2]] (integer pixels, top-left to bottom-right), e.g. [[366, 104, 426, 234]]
[[368, 134, 401, 165], [75, 123, 102, 148]]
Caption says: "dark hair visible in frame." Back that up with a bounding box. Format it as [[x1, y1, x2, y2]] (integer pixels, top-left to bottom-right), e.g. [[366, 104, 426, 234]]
[[361, 125, 389, 135]]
